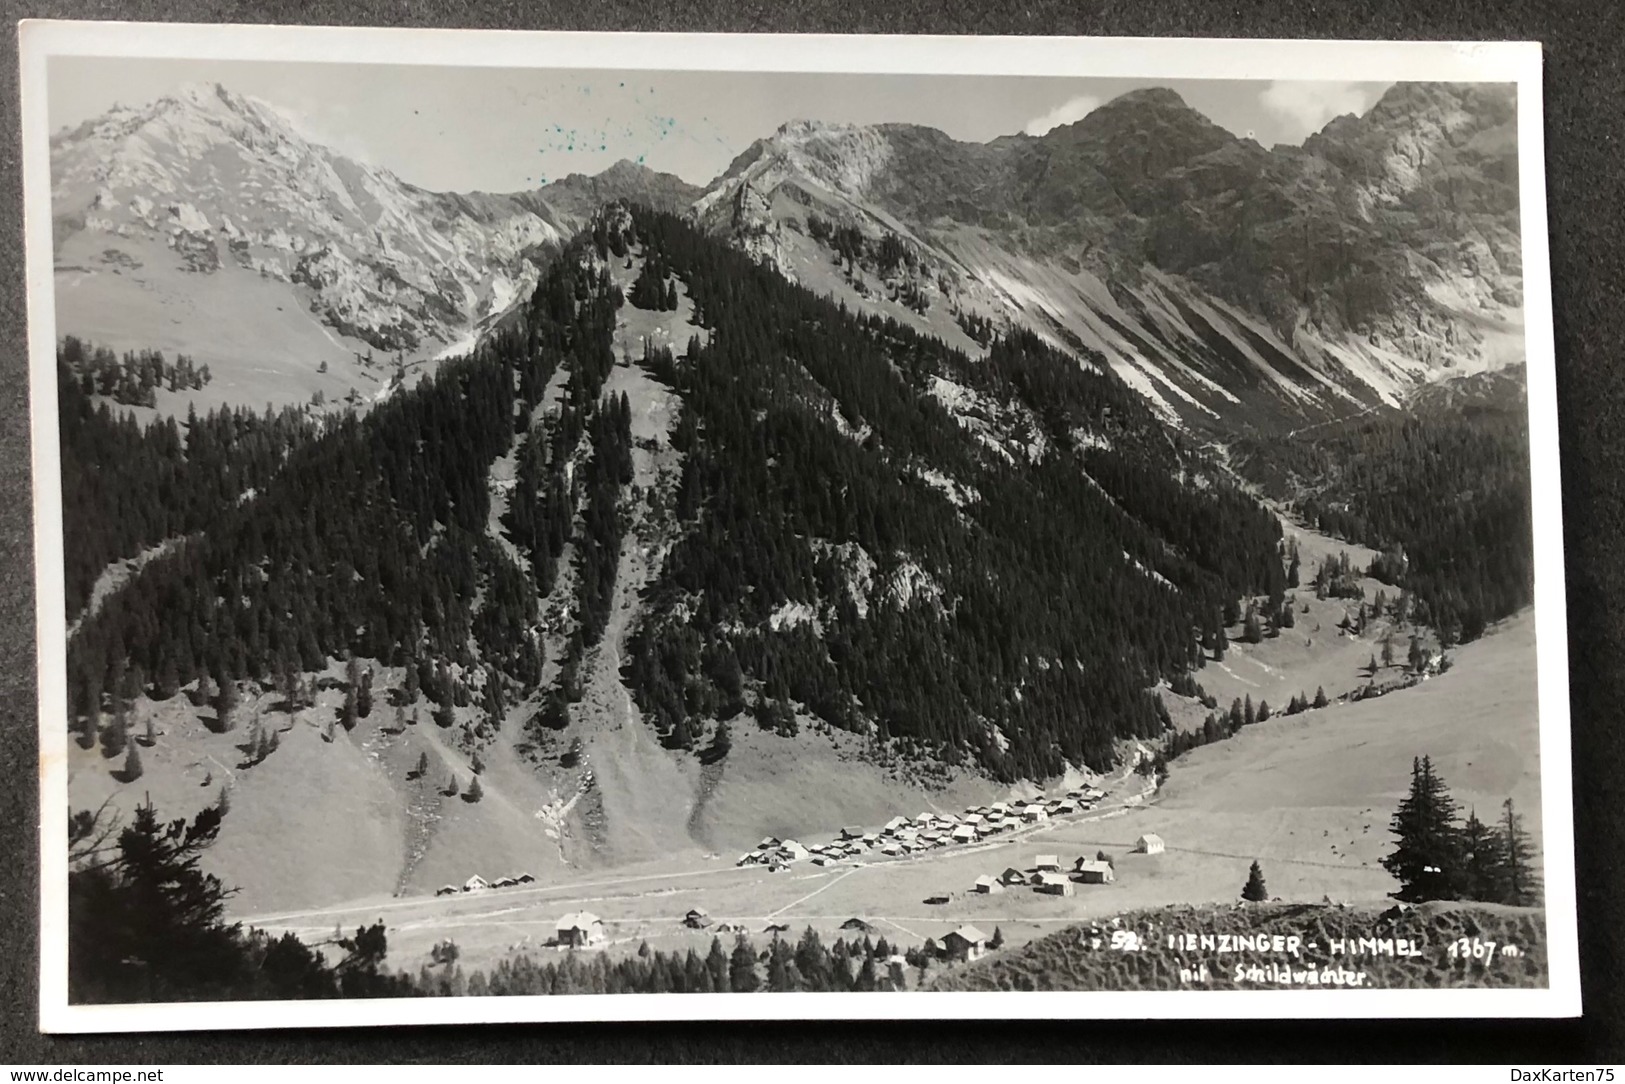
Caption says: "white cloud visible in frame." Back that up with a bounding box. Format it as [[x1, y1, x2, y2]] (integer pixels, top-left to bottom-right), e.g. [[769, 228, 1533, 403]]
[[1259, 81, 1378, 142], [1023, 94, 1104, 137]]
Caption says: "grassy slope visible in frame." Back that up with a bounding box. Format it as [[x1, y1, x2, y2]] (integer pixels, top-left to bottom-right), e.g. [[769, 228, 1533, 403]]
[[1097, 607, 1543, 910], [1160, 517, 1423, 735], [67, 664, 406, 914], [54, 233, 432, 418], [66, 662, 582, 914], [689, 721, 1007, 855]]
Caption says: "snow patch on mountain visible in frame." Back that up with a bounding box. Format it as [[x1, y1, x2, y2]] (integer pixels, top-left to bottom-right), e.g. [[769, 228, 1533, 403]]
[[52, 81, 571, 367]]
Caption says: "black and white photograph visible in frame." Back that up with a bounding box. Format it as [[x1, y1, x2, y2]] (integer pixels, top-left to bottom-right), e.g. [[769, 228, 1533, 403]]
[[19, 25, 1576, 1030]]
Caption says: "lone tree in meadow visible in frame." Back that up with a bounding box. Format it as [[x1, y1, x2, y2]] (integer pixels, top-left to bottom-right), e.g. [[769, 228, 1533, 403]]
[[215, 674, 239, 732], [465, 776, 484, 803], [1241, 860, 1269, 902], [101, 701, 128, 759], [122, 740, 144, 782], [1382, 756, 1462, 902]]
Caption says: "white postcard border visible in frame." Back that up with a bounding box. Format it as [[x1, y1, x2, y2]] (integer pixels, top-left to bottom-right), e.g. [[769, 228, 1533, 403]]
[[17, 21, 1577, 1032]]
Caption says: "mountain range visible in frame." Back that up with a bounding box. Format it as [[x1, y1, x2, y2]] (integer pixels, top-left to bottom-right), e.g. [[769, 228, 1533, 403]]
[[49, 79, 1522, 428], [56, 78, 1539, 906]]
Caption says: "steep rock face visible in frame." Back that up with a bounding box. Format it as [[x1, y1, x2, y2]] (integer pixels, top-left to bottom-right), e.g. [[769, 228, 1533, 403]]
[[52, 79, 1522, 431], [692, 83, 1524, 432], [49, 85, 701, 397], [51, 83, 574, 358]]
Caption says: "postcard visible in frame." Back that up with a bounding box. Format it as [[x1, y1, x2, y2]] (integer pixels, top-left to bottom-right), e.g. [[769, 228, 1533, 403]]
[[19, 22, 1577, 1030]]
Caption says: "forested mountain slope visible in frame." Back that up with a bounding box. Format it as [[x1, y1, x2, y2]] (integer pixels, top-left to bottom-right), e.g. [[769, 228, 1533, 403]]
[[66, 202, 1287, 806], [1228, 367, 1533, 646], [610, 208, 1286, 780]]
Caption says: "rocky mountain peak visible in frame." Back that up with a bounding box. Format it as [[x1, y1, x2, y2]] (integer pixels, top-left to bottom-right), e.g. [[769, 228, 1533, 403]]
[[689, 81, 1525, 432], [1042, 86, 1238, 171]]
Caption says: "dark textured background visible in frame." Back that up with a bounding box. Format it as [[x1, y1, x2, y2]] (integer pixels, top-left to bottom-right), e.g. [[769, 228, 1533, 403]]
[[2, 0, 1622, 1064]]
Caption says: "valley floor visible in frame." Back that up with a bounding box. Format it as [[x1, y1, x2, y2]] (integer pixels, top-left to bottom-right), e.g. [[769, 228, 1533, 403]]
[[63, 364, 1546, 987], [231, 597, 1541, 981]]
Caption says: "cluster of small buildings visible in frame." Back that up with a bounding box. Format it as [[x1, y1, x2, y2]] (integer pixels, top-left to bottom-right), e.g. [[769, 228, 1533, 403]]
[[436, 871, 537, 896], [969, 836, 1163, 898], [678, 907, 795, 936], [734, 787, 1108, 870]]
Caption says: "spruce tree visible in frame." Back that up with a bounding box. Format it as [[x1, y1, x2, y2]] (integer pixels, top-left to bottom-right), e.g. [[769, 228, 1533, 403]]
[[705, 936, 730, 992], [465, 776, 484, 803], [1313, 686, 1329, 709], [767, 938, 796, 992], [1459, 808, 1509, 903], [215, 677, 238, 733], [729, 932, 758, 993], [1241, 860, 1268, 902], [1500, 798, 1541, 907], [794, 928, 833, 992], [100, 707, 128, 759], [990, 926, 1005, 949], [123, 739, 143, 782], [1381, 756, 1463, 902]]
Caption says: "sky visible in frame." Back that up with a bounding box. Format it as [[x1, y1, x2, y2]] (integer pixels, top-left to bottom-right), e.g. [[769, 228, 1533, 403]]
[[48, 57, 1393, 194]]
